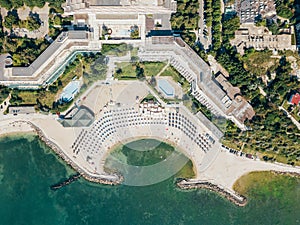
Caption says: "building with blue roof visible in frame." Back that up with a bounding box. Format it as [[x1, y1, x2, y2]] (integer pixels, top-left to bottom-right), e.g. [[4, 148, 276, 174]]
[[60, 80, 80, 103], [158, 79, 175, 98]]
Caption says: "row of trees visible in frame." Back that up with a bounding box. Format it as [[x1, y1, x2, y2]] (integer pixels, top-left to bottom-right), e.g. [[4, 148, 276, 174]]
[[204, 0, 213, 27], [0, 15, 4, 51], [170, 0, 199, 30], [210, 0, 222, 52], [0, 85, 10, 104]]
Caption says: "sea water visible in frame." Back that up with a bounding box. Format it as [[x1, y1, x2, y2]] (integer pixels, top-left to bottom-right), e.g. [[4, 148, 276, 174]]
[[0, 135, 299, 225]]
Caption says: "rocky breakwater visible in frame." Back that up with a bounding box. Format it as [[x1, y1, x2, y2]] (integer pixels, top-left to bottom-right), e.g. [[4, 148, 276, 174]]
[[20, 120, 123, 186], [177, 178, 247, 207]]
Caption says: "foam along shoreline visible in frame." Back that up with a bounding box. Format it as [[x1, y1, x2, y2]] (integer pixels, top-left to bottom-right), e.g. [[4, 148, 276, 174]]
[[2, 120, 123, 185], [177, 170, 300, 207], [29, 121, 124, 185], [0, 120, 36, 138], [2, 120, 300, 206], [177, 179, 247, 206]]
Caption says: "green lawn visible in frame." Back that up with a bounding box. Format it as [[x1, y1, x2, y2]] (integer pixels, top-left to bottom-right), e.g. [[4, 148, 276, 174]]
[[161, 66, 190, 93], [114, 61, 167, 80], [114, 62, 137, 79], [130, 47, 139, 57], [233, 171, 299, 197], [101, 43, 132, 57], [291, 108, 300, 122], [143, 61, 167, 77]]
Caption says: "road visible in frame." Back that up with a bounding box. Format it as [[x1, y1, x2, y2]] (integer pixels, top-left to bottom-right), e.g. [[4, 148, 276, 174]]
[[197, 0, 211, 50]]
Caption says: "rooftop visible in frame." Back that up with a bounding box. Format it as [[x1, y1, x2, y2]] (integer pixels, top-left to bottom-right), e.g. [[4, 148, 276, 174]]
[[9, 106, 35, 114], [88, 0, 121, 6], [236, 0, 276, 24], [289, 93, 300, 105], [231, 24, 296, 55], [60, 80, 81, 102], [10, 31, 89, 77], [158, 79, 175, 97]]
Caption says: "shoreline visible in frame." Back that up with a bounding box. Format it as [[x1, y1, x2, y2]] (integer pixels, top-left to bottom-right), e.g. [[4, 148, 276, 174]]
[[11, 120, 124, 186], [177, 170, 300, 207], [176, 179, 247, 207], [0, 120, 36, 138], [1, 120, 300, 207], [102, 135, 198, 177], [0, 130, 36, 138]]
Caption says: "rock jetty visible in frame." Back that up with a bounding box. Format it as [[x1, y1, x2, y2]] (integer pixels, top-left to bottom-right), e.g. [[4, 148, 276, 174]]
[[177, 179, 247, 207]]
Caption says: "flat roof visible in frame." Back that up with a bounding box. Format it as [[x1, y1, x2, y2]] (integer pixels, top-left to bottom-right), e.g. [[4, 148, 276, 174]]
[[158, 79, 175, 97], [9, 106, 35, 114], [61, 80, 80, 99], [11, 31, 88, 77], [68, 31, 88, 39], [88, 0, 121, 6], [12, 39, 63, 77]]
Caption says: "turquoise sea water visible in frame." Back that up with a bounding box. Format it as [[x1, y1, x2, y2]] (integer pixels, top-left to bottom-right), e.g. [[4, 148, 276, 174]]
[[0, 135, 300, 225]]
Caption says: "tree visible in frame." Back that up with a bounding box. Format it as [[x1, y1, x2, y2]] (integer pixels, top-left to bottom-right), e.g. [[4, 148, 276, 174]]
[[0, 0, 12, 9], [49, 85, 58, 93], [150, 75, 156, 87], [4, 11, 19, 29], [53, 15, 62, 26], [130, 56, 139, 63], [135, 64, 145, 80], [115, 68, 122, 75], [276, 5, 293, 19], [222, 16, 240, 40], [25, 15, 41, 31]]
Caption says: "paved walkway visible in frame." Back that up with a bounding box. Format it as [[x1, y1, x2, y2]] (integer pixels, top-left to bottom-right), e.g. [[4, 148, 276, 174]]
[[279, 106, 300, 130], [156, 61, 170, 77]]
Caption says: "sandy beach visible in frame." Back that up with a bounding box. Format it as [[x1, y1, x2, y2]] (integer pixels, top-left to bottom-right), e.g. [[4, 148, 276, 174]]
[[0, 111, 300, 206], [0, 118, 35, 138]]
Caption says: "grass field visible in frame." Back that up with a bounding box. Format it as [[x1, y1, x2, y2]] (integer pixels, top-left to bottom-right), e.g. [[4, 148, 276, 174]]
[[161, 66, 190, 93], [222, 139, 300, 166], [115, 62, 137, 79], [143, 61, 167, 77], [101, 43, 132, 57], [17, 90, 55, 106], [114, 61, 167, 80], [233, 171, 299, 197], [243, 50, 279, 76]]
